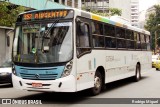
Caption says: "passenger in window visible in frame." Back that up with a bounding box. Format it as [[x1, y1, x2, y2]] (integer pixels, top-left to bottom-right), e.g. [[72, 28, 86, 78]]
[[93, 23, 100, 47], [95, 23, 101, 34], [93, 35, 98, 47]]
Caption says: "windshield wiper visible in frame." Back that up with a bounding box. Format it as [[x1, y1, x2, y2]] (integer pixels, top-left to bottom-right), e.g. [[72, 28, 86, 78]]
[[40, 20, 60, 51], [42, 20, 60, 38]]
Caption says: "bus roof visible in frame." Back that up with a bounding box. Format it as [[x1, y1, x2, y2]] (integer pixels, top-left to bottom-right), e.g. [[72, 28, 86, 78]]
[[73, 8, 150, 35], [18, 8, 72, 15], [18, 8, 150, 35]]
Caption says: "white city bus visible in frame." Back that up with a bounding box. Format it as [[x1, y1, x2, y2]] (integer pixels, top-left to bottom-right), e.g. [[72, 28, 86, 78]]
[[12, 8, 152, 95]]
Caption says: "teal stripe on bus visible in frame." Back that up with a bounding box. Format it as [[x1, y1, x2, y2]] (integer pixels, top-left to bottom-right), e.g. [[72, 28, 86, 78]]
[[109, 20, 116, 25]]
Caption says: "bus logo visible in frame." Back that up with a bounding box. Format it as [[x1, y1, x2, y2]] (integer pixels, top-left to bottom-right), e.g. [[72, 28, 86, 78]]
[[35, 74, 40, 79]]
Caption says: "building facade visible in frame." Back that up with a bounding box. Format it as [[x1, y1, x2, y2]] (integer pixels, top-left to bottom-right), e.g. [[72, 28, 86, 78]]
[[53, 0, 81, 9], [130, 0, 139, 27], [81, 0, 109, 12], [139, 10, 146, 29], [110, 0, 139, 27]]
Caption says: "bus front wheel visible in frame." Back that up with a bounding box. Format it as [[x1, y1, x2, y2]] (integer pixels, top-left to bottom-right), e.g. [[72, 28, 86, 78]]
[[90, 71, 102, 95]]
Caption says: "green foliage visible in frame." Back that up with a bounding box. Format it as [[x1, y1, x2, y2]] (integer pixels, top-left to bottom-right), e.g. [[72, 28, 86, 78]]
[[82, 7, 122, 17], [89, 10, 109, 17], [109, 8, 122, 16], [145, 5, 160, 50], [0, 2, 25, 27]]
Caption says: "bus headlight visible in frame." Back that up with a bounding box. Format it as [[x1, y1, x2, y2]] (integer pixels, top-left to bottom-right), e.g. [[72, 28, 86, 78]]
[[61, 61, 73, 78], [12, 65, 17, 75]]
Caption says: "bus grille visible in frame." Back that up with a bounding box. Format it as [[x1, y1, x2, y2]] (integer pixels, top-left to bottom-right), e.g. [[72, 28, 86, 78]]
[[15, 66, 65, 80], [20, 73, 58, 80]]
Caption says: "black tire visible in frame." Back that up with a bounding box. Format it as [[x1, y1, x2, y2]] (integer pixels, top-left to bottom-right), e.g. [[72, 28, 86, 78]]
[[133, 64, 141, 82], [156, 68, 159, 71], [90, 71, 102, 95], [10, 82, 13, 87]]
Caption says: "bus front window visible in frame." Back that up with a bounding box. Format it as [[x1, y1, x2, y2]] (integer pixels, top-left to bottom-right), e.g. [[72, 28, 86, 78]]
[[13, 21, 73, 64]]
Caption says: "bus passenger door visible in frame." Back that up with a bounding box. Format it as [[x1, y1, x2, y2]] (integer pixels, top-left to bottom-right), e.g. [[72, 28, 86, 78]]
[[75, 17, 94, 91]]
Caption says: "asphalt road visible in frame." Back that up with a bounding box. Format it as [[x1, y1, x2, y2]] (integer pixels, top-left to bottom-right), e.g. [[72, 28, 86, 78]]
[[0, 68, 160, 107]]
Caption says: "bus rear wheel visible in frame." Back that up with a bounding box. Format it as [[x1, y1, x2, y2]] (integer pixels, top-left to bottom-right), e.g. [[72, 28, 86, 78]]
[[133, 64, 141, 82], [90, 71, 102, 95]]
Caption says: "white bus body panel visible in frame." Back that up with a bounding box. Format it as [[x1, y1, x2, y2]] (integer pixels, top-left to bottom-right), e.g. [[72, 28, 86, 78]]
[[12, 74, 76, 92], [76, 50, 152, 91]]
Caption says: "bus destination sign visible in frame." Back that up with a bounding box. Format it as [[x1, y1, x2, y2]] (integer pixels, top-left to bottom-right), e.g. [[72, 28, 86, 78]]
[[23, 10, 70, 21]]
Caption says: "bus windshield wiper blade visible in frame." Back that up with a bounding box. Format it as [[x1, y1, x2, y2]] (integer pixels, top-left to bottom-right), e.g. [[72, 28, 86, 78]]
[[42, 20, 60, 38]]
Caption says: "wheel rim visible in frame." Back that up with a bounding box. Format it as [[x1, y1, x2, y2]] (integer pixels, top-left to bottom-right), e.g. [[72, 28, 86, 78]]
[[136, 67, 140, 79], [94, 76, 101, 90]]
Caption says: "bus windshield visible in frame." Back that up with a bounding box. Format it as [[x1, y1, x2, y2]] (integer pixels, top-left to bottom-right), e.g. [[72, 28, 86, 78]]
[[13, 21, 73, 64]]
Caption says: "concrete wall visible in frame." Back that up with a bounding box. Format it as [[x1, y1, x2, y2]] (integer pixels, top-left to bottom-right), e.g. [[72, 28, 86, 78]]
[[0, 29, 6, 65], [0, 26, 14, 65]]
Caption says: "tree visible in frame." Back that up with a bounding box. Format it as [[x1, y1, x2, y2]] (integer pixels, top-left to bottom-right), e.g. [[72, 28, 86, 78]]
[[0, 2, 25, 27], [82, 7, 122, 17], [109, 8, 122, 16], [89, 10, 109, 17], [145, 5, 160, 50]]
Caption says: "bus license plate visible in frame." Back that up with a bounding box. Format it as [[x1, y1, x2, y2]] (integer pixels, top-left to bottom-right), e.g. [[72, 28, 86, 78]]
[[32, 83, 42, 88]]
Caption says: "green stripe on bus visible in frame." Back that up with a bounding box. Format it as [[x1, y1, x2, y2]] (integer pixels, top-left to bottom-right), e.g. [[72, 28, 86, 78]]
[[101, 18, 109, 23]]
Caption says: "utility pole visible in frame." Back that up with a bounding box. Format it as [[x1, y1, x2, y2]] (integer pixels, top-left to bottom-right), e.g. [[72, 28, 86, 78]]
[[155, 31, 157, 54], [155, 24, 160, 54]]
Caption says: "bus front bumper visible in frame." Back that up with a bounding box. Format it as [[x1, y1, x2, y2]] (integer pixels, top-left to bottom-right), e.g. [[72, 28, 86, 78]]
[[12, 74, 76, 92]]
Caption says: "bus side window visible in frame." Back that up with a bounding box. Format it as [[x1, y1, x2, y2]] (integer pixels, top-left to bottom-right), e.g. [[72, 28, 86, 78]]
[[104, 24, 115, 37], [92, 22, 103, 35], [76, 19, 91, 57], [92, 21, 104, 47], [116, 27, 125, 38], [140, 34, 146, 50], [77, 22, 89, 47], [105, 37, 116, 48], [146, 35, 151, 51], [136, 33, 141, 49]]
